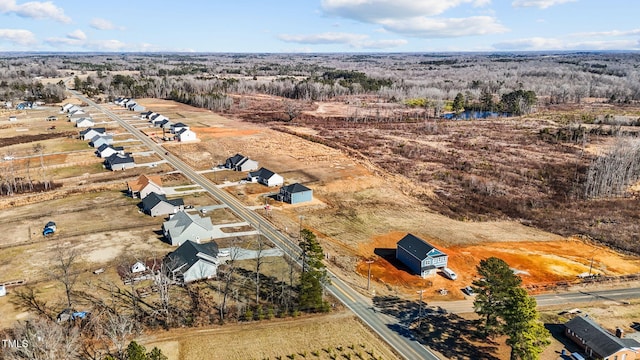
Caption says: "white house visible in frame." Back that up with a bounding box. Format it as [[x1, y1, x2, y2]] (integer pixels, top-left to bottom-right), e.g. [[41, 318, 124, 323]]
[[176, 128, 197, 142], [76, 118, 95, 128], [247, 167, 284, 187]]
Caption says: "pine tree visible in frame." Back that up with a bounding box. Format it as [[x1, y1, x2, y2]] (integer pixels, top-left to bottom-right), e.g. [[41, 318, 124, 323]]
[[298, 229, 330, 312], [472, 258, 550, 359], [452, 92, 465, 113]]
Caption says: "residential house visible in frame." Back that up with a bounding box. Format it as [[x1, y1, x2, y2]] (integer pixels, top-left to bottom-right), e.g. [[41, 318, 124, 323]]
[[127, 174, 164, 199], [68, 107, 85, 116], [159, 119, 173, 130], [247, 167, 284, 187], [162, 210, 213, 246], [278, 183, 312, 204], [396, 233, 448, 278], [565, 315, 640, 360], [61, 103, 75, 112], [96, 144, 124, 158], [141, 111, 153, 119], [104, 153, 135, 171], [79, 127, 106, 141], [128, 103, 145, 112], [164, 240, 220, 283], [76, 118, 95, 128], [141, 193, 184, 217], [69, 113, 88, 123], [175, 128, 197, 142], [225, 153, 258, 172], [170, 122, 189, 134], [90, 134, 114, 148]]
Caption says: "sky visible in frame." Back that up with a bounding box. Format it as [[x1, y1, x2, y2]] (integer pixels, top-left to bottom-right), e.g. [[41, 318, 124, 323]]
[[0, 0, 639, 53]]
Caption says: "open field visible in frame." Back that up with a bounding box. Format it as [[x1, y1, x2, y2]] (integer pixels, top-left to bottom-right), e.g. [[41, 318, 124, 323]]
[[142, 310, 402, 360], [2, 96, 640, 359]]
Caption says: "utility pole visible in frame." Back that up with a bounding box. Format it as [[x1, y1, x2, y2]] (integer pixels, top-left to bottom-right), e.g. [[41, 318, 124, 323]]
[[417, 289, 426, 318], [366, 259, 374, 292]]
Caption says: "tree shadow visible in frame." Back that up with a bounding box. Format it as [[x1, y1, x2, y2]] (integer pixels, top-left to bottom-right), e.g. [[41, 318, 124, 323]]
[[374, 295, 500, 359]]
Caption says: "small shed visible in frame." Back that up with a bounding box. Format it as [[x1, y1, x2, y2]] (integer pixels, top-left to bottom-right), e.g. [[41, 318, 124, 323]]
[[131, 261, 147, 274], [8, 116, 17, 122], [0, 285, 6, 297]]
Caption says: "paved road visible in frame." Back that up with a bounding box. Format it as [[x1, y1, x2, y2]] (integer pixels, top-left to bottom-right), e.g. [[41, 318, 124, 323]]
[[72, 91, 440, 360], [430, 286, 640, 314]]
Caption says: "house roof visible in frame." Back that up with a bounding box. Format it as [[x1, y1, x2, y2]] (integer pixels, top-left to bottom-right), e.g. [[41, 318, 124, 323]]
[[165, 240, 219, 272], [105, 153, 134, 165], [127, 174, 163, 192], [397, 233, 447, 261], [172, 122, 187, 128], [79, 127, 105, 136], [163, 210, 214, 236], [141, 192, 184, 211], [226, 153, 247, 167], [91, 134, 113, 145], [177, 128, 194, 136], [565, 315, 640, 357], [249, 167, 277, 180], [281, 183, 311, 194]]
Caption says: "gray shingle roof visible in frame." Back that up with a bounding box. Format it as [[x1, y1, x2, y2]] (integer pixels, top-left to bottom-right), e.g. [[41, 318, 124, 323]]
[[281, 183, 311, 194], [165, 240, 219, 271], [141, 192, 184, 211], [565, 315, 640, 357], [397, 233, 446, 261], [249, 167, 276, 179]]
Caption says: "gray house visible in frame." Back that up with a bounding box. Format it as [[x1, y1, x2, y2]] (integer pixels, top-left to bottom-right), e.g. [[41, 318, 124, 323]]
[[104, 153, 135, 171], [79, 127, 106, 141], [164, 240, 220, 283], [396, 233, 448, 278], [91, 134, 114, 148], [278, 183, 313, 204], [141, 193, 184, 217], [162, 210, 214, 246], [225, 153, 258, 172]]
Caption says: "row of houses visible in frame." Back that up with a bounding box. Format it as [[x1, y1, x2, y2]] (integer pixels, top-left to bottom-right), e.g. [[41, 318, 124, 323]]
[[124, 174, 219, 283], [223, 153, 313, 204], [79, 127, 135, 171], [61, 103, 96, 128], [114, 97, 146, 112], [140, 110, 197, 142], [126, 175, 211, 247]]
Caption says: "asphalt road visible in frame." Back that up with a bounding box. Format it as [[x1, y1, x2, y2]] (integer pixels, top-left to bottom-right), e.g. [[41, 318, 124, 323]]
[[72, 91, 440, 360], [430, 286, 640, 314]]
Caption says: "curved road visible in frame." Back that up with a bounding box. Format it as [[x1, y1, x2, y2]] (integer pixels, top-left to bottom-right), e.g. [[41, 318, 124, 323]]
[[72, 91, 440, 360]]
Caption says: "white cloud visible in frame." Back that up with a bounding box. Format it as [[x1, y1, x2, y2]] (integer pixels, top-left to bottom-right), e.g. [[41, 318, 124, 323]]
[[571, 29, 640, 38], [321, 0, 490, 22], [90, 18, 124, 31], [67, 29, 86, 40], [0, 28, 36, 45], [0, 0, 71, 23], [511, 0, 576, 9], [278, 32, 406, 49], [321, 0, 506, 39], [492, 37, 639, 51], [87, 39, 127, 51], [380, 16, 508, 38]]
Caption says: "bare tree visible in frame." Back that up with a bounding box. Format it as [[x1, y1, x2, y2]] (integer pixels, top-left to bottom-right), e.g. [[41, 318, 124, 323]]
[[100, 311, 138, 359], [32, 143, 49, 190], [50, 246, 80, 309], [1, 317, 81, 360]]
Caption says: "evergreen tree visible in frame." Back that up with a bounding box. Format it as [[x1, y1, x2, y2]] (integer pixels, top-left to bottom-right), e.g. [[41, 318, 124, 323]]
[[126, 341, 148, 360], [472, 257, 550, 359], [298, 229, 330, 312], [452, 92, 465, 113], [473, 257, 521, 336]]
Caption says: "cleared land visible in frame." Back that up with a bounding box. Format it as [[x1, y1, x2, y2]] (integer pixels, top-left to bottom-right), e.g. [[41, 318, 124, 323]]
[[2, 97, 640, 359]]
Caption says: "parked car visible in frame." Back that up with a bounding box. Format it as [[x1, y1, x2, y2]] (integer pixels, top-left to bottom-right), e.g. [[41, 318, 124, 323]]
[[442, 267, 457, 280], [462, 286, 475, 296]]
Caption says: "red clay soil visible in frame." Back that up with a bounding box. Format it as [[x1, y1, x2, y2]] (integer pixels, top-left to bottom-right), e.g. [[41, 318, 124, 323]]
[[356, 231, 640, 298]]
